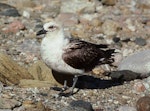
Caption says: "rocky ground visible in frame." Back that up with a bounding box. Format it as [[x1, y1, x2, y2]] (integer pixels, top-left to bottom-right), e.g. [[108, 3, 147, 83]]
[[0, 0, 150, 111]]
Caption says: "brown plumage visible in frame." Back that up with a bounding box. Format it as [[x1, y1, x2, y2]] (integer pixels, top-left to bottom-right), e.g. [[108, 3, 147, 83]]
[[63, 38, 114, 71]]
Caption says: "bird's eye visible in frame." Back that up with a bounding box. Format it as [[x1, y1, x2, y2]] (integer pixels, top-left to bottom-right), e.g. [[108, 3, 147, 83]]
[[48, 26, 54, 29]]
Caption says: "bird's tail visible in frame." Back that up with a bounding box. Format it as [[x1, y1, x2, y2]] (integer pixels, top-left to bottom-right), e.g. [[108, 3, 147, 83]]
[[102, 49, 115, 64], [104, 49, 115, 59]]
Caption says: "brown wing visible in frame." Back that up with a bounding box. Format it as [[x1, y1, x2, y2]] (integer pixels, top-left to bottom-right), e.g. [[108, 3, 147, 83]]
[[62, 39, 106, 71]]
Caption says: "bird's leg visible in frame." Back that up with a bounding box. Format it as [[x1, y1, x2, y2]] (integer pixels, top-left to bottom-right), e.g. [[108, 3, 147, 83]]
[[58, 75, 79, 96], [70, 75, 78, 94], [61, 80, 68, 91]]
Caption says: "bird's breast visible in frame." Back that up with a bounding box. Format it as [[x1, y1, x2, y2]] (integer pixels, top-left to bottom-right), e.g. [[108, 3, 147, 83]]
[[40, 37, 84, 74]]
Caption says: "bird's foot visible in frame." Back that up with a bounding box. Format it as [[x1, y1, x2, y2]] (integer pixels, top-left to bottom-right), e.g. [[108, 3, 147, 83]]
[[51, 76, 79, 97]]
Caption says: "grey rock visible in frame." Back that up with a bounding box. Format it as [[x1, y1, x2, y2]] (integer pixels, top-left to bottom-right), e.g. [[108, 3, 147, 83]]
[[109, 70, 141, 82], [60, 106, 88, 111], [70, 100, 94, 111], [118, 105, 137, 111], [0, 3, 20, 17], [60, 100, 94, 111], [134, 37, 146, 46], [118, 50, 150, 74]]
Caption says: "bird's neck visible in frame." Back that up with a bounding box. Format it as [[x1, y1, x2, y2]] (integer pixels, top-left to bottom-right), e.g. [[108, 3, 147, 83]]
[[46, 30, 65, 40]]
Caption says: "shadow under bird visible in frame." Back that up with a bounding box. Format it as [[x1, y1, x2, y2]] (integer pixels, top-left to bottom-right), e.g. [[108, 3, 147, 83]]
[[36, 21, 115, 95]]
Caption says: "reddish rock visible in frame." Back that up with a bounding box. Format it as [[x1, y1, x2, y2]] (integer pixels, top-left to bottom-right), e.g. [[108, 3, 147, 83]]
[[136, 96, 150, 111], [133, 82, 146, 93], [3, 20, 25, 33]]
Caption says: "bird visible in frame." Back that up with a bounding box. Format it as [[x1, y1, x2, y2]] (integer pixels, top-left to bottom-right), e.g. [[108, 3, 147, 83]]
[[36, 21, 115, 95]]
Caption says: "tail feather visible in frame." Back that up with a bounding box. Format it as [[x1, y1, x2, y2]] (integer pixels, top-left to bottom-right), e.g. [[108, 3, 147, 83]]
[[100, 49, 115, 65], [104, 49, 115, 59]]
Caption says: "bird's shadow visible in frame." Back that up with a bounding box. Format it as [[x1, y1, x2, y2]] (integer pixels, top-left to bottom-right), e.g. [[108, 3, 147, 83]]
[[52, 70, 122, 89]]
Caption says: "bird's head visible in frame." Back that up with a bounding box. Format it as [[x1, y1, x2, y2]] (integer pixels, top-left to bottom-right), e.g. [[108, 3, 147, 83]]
[[36, 21, 63, 37]]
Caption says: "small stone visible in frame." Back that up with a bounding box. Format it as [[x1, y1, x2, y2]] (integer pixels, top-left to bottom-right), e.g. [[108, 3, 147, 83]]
[[0, 3, 20, 17], [118, 105, 136, 111], [125, 19, 136, 32], [101, 0, 118, 6], [133, 82, 146, 93], [113, 37, 120, 43], [3, 20, 25, 33], [91, 18, 102, 27], [134, 38, 146, 46], [92, 66, 105, 76], [23, 100, 36, 108], [136, 96, 150, 111], [60, 100, 94, 111], [23, 10, 30, 18], [102, 19, 120, 36], [0, 82, 4, 93], [70, 100, 94, 111]]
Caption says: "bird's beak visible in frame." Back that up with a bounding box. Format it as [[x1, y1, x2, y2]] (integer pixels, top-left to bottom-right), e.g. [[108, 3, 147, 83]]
[[36, 29, 47, 36]]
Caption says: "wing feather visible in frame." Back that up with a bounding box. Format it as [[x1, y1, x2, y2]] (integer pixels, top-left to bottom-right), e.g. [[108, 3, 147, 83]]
[[62, 39, 106, 71]]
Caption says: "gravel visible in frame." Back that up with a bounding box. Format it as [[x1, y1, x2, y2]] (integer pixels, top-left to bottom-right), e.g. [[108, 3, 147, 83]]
[[0, 0, 150, 111]]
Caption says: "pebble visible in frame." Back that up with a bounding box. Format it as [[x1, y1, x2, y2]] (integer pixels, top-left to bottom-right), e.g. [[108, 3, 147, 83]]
[[136, 96, 150, 111], [118, 50, 150, 74], [60, 100, 94, 111], [23, 10, 30, 18], [101, 0, 117, 6], [0, 82, 4, 93], [118, 105, 137, 111], [102, 19, 120, 36], [125, 19, 136, 32], [113, 37, 120, 43], [134, 37, 146, 46], [0, 3, 20, 17], [0, 0, 150, 111], [3, 20, 25, 33], [133, 82, 146, 93]]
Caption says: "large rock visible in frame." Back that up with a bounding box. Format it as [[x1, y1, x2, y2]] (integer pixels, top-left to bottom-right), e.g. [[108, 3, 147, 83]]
[[0, 97, 21, 109], [118, 50, 150, 74], [0, 53, 33, 85], [19, 79, 57, 88], [28, 61, 62, 87]]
